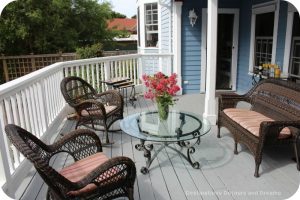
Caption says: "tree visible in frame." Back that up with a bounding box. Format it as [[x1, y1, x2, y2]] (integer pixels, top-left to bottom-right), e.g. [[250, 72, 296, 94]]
[[0, 0, 115, 55], [110, 11, 126, 19]]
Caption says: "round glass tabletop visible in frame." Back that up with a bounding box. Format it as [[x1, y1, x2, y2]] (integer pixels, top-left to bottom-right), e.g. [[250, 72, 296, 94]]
[[120, 110, 211, 142]]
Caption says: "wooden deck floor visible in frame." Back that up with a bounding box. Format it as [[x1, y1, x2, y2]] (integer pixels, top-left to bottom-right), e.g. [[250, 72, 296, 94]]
[[14, 94, 300, 200]]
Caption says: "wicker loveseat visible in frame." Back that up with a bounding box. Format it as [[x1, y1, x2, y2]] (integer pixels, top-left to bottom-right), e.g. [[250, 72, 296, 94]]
[[218, 79, 300, 177]]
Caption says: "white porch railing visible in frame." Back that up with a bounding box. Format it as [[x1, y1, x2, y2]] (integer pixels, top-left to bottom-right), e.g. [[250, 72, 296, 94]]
[[0, 53, 173, 197]]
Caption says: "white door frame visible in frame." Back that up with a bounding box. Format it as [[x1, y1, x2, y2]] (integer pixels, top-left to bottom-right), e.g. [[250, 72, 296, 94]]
[[282, 4, 297, 76], [201, 8, 239, 92]]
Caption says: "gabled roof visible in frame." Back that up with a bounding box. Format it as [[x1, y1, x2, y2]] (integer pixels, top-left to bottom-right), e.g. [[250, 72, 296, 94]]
[[107, 18, 137, 33]]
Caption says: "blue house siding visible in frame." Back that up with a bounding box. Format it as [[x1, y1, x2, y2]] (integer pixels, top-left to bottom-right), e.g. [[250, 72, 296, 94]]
[[235, 0, 252, 93], [161, 0, 172, 53], [181, 0, 241, 94], [219, 0, 240, 8], [181, 0, 203, 94]]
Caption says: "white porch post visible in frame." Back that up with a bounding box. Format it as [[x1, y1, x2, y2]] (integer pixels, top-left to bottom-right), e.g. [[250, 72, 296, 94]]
[[138, 0, 146, 54], [203, 0, 218, 125], [173, 0, 183, 95]]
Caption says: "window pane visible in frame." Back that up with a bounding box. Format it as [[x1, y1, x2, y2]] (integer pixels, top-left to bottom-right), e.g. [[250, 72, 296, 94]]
[[255, 12, 274, 36], [145, 4, 151, 10], [293, 13, 300, 36], [290, 38, 300, 77], [255, 37, 272, 65], [254, 12, 274, 67], [145, 33, 158, 47], [289, 13, 300, 78]]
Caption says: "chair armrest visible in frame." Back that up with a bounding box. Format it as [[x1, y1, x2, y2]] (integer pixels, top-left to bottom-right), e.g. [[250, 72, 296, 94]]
[[94, 90, 124, 108], [49, 129, 102, 161], [259, 121, 300, 142], [70, 156, 136, 191], [74, 99, 107, 118], [219, 93, 248, 111]]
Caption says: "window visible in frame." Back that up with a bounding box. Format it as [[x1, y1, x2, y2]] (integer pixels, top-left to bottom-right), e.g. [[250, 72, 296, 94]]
[[254, 12, 274, 66], [249, 2, 279, 72], [289, 13, 300, 78], [145, 3, 158, 47]]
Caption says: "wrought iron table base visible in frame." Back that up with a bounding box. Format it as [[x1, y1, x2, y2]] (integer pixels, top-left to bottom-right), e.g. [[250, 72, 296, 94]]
[[135, 137, 201, 174]]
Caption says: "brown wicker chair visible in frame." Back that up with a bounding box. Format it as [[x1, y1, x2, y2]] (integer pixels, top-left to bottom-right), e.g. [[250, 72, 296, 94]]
[[60, 76, 124, 144], [218, 79, 300, 177], [5, 124, 136, 200]]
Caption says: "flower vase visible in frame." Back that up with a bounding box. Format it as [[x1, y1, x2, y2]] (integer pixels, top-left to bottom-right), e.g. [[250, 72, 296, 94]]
[[157, 101, 169, 121]]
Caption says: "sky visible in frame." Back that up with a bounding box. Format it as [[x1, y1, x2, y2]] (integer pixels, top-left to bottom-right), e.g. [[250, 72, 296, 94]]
[[108, 0, 137, 18]]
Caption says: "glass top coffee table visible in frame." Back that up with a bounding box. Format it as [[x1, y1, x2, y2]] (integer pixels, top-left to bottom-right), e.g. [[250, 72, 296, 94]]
[[120, 110, 211, 174]]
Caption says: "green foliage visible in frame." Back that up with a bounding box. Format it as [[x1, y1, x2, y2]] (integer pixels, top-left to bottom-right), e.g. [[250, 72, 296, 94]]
[[112, 29, 130, 38], [76, 43, 103, 59], [0, 0, 115, 55], [110, 11, 126, 19]]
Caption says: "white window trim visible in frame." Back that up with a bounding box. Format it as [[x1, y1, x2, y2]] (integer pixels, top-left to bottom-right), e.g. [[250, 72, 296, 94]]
[[248, 0, 280, 73], [282, 4, 297, 76]]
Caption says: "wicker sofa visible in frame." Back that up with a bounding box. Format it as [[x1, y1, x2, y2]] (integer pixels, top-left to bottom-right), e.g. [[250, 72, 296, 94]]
[[217, 79, 300, 177]]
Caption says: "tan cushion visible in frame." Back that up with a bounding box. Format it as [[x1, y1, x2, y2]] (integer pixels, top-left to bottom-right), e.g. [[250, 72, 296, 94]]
[[60, 152, 108, 196], [223, 108, 291, 139], [81, 105, 117, 116], [104, 105, 117, 113]]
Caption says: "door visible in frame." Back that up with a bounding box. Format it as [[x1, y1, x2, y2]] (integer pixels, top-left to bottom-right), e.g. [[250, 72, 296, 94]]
[[216, 13, 234, 90], [201, 9, 239, 91]]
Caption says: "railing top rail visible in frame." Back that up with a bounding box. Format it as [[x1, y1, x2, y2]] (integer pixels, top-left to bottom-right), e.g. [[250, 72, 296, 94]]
[[0, 53, 76, 59], [60, 54, 140, 66], [0, 53, 174, 98], [0, 62, 64, 98]]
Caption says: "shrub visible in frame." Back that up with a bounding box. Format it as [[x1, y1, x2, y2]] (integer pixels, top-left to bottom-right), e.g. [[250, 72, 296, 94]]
[[76, 43, 103, 59]]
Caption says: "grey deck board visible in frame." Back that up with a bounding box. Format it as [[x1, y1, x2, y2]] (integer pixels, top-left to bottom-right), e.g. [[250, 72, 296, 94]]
[[155, 146, 188, 200], [11, 94, 300, 200]]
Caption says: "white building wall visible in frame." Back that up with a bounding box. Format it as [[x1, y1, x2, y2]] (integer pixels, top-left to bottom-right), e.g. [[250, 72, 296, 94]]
[[138, 0, 174, 75], [160, 0, 173, 53]]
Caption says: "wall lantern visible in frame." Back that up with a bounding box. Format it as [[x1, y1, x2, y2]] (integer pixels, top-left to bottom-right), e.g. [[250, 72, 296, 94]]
[[189, 9, 198, 27]]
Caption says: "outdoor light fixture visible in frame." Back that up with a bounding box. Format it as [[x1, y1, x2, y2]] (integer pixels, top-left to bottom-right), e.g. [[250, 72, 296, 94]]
[[189, 9, 198, 27]]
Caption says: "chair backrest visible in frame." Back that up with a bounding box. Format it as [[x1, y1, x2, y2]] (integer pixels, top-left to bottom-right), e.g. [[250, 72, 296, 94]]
[[5, 124, 71, 199], [60, 76, 97, 107], [248, 79, 300, 121]]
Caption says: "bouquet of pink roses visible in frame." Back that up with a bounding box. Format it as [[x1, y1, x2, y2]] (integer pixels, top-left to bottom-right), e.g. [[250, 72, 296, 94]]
[[142, 72, 180, 107]]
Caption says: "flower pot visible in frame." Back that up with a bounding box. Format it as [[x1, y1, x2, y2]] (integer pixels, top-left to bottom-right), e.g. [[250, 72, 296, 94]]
[[157, 101, 169, 121]]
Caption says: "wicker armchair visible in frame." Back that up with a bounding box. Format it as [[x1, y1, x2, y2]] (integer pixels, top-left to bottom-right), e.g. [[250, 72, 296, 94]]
[[60, 76, 124, 144], [5, 124, 136, 200]]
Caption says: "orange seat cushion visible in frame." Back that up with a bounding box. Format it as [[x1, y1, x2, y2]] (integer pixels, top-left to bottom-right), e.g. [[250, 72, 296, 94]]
[[81, 105, 117, 116], [223, 108, 291, 139], [59, 152, 109, 196]]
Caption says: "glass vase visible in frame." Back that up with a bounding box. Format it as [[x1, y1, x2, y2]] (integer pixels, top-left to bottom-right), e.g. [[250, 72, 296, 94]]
[[157, 101, 169, 121]]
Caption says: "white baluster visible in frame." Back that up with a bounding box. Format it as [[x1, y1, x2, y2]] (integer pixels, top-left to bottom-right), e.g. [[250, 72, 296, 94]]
[[104, 61, 110, 80], [91, 63, 95, 89], [4, 99, 20, 168]]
